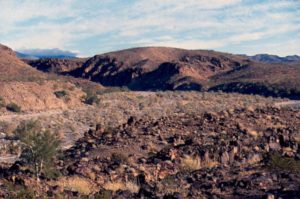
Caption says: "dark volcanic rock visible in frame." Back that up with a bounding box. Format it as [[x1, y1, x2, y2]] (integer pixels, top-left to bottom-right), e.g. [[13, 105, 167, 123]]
[[55, 107, 300, 198]]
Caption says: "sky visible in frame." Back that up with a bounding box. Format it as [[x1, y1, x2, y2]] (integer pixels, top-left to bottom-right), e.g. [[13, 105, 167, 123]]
[[0, 0, 299, 57]]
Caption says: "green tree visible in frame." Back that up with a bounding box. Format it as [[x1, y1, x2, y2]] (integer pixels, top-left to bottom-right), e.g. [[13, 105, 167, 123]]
[[14, 121, 60, 182]]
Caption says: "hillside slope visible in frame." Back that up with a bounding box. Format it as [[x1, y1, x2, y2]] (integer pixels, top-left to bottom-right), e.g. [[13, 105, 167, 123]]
[[26, 58, 87, 74], [0, 44, 46, 81], [27, 47, 300, 99], [209, 62, 300, 98], [29, 47, 247, 90], [0, 44, 85, 112]]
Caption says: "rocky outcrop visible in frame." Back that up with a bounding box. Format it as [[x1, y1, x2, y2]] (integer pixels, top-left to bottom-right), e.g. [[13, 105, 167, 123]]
[[26, 58, 87, 74], [1, 106, 300, 198], [45, 107, 300, 197]]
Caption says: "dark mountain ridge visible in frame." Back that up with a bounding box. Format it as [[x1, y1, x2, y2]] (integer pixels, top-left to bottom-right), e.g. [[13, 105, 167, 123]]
[[246, 54, 300, 63]]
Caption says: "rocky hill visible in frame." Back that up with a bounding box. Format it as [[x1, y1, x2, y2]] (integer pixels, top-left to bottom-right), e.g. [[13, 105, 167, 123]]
[[27, 47, 300, 99], [28, 47, 248, 90], [0, 44, 85, 112], [209, 61, 300, 99], [25, 58, 87, 74], [0, 44, 45, 81]]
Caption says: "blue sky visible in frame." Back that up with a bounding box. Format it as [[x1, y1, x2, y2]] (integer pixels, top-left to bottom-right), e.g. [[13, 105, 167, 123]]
[[0, 0, 299, 57]]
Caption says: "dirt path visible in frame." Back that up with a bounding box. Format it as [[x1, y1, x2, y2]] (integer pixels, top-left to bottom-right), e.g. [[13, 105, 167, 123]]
[[2, 99, 298, 124]]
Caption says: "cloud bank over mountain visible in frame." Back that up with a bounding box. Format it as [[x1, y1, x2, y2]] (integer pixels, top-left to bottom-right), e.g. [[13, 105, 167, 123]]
[[17, 48, 77, 59]]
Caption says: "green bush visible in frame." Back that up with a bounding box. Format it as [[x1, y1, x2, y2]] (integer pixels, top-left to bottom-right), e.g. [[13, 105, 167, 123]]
[[14, 121, 61, 181], [54, 90, 68, 98], [6, 103, 21, 113]]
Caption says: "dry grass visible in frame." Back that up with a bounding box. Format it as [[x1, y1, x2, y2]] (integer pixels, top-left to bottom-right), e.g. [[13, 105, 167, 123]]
[[54, 176, 96, 195], [203, 159, 219, 168], [124, 181, 140, 193], [180, 155, 202, 172], [103, 181, 125, 192], [103, 181, 140, 193], [180, 155, 219, 172]]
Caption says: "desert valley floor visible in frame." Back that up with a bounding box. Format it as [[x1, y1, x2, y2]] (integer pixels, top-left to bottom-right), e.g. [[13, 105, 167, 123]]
[[0, 43, 299, 198]]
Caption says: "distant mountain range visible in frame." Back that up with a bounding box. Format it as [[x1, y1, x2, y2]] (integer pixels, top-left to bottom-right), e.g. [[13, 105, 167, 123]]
[[246, 54, 300, 63], [16, 48, 77, 59], [17, 48, 300, 64]]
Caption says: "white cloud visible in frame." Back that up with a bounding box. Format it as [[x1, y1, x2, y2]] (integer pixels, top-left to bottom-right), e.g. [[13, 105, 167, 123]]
[[0, 0, 299, 55], [147, 39, 224, 50]]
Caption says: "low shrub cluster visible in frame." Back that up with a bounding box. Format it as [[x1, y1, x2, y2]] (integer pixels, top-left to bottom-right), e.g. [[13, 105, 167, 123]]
[[0, 96, 5, 108], [6, 103, 21, 113], [82, 90, 100, 105], [268, 153, 300, 173], [54, 90, 68, 98]]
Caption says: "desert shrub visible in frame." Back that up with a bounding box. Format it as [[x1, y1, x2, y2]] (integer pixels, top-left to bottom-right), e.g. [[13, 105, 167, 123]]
[[96, 86, 129, 95], [103, 181, 125, 192], [0, 121, 16, 136], [68, 85, 76, 91], [83, 90, 100, 105], [158, 174, 180, 194], [180, 155, 201, 172], [5, 182, 36, 199], [0, 96, 5, 108], [93, 190, 113, 199], [268, 153, 300, 173], [85, 94, 99, 105], [103, 181, 139, 193], [14, 121, 60, 181], [54, 90, 68, 98], [55, 176, 95, 195], [111, 152, 128, 165], [6, 103, 21, 112], [125, 181, 140, 193], [179, 154, 218, 172]]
